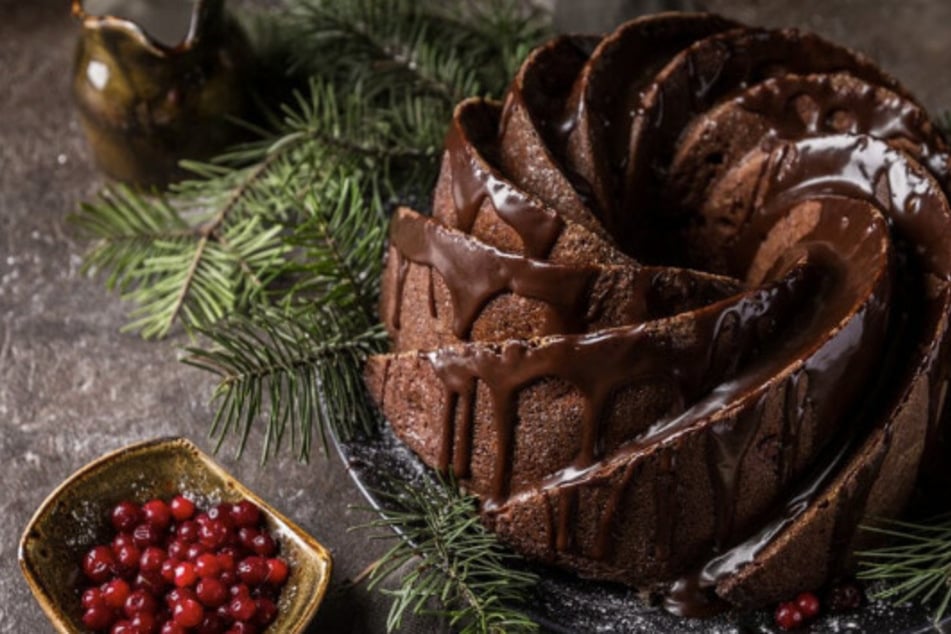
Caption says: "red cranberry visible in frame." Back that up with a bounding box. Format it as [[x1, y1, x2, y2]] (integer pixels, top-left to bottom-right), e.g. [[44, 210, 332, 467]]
[[217, 552, 236, 573], [113, 533, 136, 553], [166, 587, 197, 607], [111, 619, 135, 634], [112, 501, 142, 533], [208, 503, 234, 526], [84, 546, 116, 583], [170, 496, 196, 522], [187, 543, 209, 561], [228, 594, 256, 621], [160, 622, 186, 634], [115, 543, 142, 574], [195, 553, 221, 578], [83, 587, 106, 610], [143, 499, 172, 530], [172, 597, 205, 628], [166, 540, 187, 561], [226, 622, 258, 634], [265, 558, 288, 586], [133, 523, 163, 548], [130, 611, 157, 633], [230, 502, 261, 529], [173, 561, 198, 588], [236, 557, 267, 586], [229, 583, 251, 598], [775, 602, 804, 630], [827, 581, 864, 613], [199, 521, 228, 549], [219, 569, 237, 587], [140, 547, 167, 573], [160, 559, 179, 584], [176, 520, 198, 544], [196, 577, 229, 607], [236, 528, 257, 551], [795, 592, 820, 620], [133, 570, 166, 596], [83, 604, 115, 630], [196, 612, 226, 634], [124, 588, 158, 617], [102, 578, 132, 609], [253, 597, 277, 626], [249, 533, 276, 557]]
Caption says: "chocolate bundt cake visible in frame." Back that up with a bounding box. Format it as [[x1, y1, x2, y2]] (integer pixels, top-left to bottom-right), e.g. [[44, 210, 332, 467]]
[[365, 12, 951, 613]]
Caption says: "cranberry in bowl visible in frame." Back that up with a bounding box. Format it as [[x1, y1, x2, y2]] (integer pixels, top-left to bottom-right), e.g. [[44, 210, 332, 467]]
[[19, 437, 331, 633]]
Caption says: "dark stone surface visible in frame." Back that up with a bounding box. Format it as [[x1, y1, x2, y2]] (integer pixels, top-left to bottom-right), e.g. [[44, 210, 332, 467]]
[[1, 1, 949, 633]]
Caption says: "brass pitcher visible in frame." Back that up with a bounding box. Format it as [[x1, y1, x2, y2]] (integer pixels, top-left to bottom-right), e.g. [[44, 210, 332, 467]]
[[71, 0, 251, 187]]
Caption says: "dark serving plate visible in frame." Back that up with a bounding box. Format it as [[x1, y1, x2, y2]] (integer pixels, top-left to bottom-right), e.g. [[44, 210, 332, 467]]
[[335, 425, 951, 633]]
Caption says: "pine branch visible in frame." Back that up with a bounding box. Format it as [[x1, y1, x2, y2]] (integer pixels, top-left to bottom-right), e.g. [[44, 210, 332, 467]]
[[857, 514, 951, 623], [184, 306, 387, 461], [284, 173, 387, 323], [358, 477, 540, 634]]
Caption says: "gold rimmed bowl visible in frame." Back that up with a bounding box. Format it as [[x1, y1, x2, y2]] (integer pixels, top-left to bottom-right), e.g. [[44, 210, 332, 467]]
[[19, 437, 332, 633]]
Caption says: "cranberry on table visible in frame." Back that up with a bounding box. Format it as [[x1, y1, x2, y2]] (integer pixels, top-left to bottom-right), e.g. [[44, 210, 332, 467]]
[[774, 602, 804, 630], [795, 591, 821, 620], [826, 580, 864, 613]]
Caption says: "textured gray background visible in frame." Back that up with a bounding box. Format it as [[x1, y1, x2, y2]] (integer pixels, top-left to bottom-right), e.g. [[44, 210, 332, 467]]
[[0, 1, 949, 633]]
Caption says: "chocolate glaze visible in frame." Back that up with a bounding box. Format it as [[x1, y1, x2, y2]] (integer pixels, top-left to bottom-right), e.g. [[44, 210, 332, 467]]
[[447, 103, 565, 259], [369, 12, 951, 614], [389, 208, 595, 337]]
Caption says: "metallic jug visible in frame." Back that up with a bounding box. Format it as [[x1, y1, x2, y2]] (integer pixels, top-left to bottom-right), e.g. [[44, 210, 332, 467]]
[[71, 0, 250, 187]]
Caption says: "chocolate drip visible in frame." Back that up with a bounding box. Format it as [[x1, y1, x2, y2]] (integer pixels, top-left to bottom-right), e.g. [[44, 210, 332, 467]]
[[389, 209, 596, 338], [447, 112, 565, 258], [388, 252, 409, 331], [707, 395, 766, 550], [779, 369, 807, 485], [427, 264, 815, 506]]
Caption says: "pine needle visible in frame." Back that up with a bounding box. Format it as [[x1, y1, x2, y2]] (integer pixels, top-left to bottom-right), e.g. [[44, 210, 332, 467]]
[[857, 513, 951, 623], [357, 477, 540, 633], [184, 306, 387, 462]]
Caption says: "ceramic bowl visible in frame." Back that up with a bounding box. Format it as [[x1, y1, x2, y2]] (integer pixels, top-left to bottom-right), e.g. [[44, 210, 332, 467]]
[[19, 436, 332, 633]]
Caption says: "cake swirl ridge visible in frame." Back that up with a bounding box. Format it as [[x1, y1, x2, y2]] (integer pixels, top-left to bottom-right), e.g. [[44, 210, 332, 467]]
[[366, 12, 951, 613]]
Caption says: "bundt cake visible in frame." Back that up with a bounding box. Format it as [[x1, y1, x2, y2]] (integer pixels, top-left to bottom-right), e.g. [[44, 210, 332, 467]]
[[364, 12, 951, 614]]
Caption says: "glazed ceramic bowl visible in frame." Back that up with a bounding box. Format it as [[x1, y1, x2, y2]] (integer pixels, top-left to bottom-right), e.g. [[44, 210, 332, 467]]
[[19, 437, 332, 633]]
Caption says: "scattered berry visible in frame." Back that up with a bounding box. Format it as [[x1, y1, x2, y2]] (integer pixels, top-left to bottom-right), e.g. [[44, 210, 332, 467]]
[[774, 602, 804, 630], [826, 580, 864, 613], [795, 591, 820, 620]]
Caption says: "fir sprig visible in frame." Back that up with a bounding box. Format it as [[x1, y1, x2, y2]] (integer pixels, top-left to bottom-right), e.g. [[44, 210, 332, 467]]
[[184, 305, 387, 461], [360, 477, 540, 634], [857, 514, 951, 623]]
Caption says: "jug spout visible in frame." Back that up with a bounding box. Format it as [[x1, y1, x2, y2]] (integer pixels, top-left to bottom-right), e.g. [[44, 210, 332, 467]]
[[71, 0, 250, 187]]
